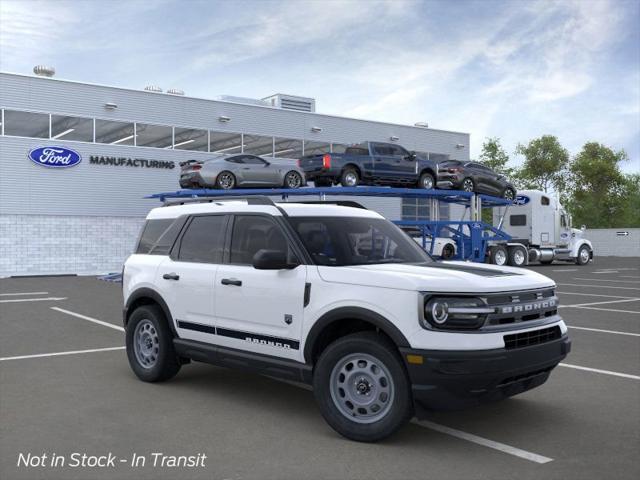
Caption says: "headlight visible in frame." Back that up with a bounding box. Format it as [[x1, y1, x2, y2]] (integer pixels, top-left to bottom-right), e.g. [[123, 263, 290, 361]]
[[423, 297, 494, 330]]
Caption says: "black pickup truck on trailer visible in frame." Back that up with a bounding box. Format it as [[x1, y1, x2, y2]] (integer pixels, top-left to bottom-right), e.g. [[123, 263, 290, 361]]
[[298, 141, 439, 189]]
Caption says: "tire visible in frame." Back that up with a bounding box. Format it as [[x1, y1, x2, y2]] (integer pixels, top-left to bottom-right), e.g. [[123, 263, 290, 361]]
[[576, 245, 591, 265], [314, 178, 332, 187], [461, 177, 475, 192], [216, 171, 236, 190], [507, 245, 527, 267], [441, 243, 455, 259], [312, 332, 413, 442], [126, 304, 181, 383], [418, 172, 435, 190], [503, 187, 516, 201], [489, 245, 508, 266], [283, 170, 303, 189], [340, 167, 360, 187]]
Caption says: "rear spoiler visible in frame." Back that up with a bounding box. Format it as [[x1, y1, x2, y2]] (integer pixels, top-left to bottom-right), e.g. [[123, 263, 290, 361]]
[[179, 159, 203, 167]]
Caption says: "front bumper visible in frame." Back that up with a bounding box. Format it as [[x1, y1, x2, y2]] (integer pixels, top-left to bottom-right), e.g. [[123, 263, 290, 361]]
[[400, 334, 571, 414]]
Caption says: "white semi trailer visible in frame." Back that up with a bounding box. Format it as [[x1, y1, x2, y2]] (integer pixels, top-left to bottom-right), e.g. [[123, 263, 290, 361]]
[[489, 190, 593, 267]]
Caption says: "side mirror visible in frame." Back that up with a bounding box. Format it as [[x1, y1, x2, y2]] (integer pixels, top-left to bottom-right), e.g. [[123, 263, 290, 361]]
[[252, 249, 298, 270], [406, 151, 416, 161]]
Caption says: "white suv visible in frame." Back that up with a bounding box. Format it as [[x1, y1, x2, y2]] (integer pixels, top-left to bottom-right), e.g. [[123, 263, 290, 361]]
[[123, 196, 570, 442]]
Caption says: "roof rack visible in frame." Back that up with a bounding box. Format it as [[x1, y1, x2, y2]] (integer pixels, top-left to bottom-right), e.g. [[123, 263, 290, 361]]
[[162, 195, 275, 207], [287, 200, 368, 210]]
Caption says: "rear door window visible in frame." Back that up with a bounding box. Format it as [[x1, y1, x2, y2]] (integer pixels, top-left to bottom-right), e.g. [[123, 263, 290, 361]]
[[177, 215, 228, 263], [229, 215, 292, 265]]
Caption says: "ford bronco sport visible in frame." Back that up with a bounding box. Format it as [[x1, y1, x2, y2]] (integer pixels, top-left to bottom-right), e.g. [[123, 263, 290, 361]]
[[123, 196, 570, 442]]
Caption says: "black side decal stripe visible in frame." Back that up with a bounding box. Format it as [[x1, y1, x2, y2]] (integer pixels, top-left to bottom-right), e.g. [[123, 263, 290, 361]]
[[177, 320, 300, 350]]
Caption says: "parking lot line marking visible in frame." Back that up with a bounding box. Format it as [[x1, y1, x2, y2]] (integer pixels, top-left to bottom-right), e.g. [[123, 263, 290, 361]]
[[552, 268, 578, 272], [568, 325, 640, 337], [573, 278, 640, 284], [557, 291, 637, 299], [621, 275, 640, 279], [412, 420, 553, 464], [559, 363, 640, 380], [0, 346, 125, 362], [557, 283, 640, 291], [0, 291, 49, 296], [593, 270, 619, 274], [0, 297, 67, 303], [567, 306, 640, 315], [270, 377, 553, 463], [559, 298, 640, 308], [51, 307, 125, 332]]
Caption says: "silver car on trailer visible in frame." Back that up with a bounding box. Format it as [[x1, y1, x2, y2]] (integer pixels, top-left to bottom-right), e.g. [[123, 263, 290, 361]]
[[179, 154, 306, 189]]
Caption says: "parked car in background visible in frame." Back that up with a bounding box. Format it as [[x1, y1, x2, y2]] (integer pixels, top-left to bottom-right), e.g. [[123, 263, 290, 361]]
[[179, 154, 306, 190], [437, 160, 516, 200], [298, 141, 438, 189], [401, 227, 457, 259]]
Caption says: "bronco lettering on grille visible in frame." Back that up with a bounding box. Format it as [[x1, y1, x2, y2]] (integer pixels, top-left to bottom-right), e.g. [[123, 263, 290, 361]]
[[499, 299, 556, 314]]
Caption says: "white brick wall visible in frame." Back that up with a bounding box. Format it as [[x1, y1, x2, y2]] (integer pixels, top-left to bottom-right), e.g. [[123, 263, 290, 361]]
[[586, 228, 640, 257], [0, 214, 145, 277]]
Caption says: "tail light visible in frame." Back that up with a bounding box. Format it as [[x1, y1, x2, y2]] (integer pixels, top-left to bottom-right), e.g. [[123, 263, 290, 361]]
[[297, 159, 301, 167], [192, 164, 202, 171], [447, 167, 461, 173], [322, 154, 331, 169]]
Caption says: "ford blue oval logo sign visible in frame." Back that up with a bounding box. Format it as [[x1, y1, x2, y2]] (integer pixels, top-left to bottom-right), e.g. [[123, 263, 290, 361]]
[[514, 195, 530, 206], [28, 146, 82, 168]]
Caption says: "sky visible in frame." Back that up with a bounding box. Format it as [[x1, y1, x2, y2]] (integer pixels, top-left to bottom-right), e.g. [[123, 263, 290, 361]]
[[1, 0, 638, 172]]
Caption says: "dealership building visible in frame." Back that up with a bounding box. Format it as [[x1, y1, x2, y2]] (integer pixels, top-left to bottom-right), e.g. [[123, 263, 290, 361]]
[[0, 69, 470, 277]]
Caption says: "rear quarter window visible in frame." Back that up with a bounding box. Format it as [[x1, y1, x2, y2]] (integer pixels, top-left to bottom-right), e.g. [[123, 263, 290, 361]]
[[136, 219, 173, 254]]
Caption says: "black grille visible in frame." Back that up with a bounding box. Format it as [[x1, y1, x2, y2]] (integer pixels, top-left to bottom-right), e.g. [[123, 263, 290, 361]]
[[484, 288, 558, 327], [504, 326, 561, 350]]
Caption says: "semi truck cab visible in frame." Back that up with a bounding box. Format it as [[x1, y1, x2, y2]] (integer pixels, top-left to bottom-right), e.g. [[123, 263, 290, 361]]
[[492, 190, 593, 266]]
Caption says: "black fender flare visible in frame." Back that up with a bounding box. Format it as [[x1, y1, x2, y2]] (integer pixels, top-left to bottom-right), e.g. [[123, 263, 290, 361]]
[[124, 287, 178, 337], [303, 307, 410, 363]]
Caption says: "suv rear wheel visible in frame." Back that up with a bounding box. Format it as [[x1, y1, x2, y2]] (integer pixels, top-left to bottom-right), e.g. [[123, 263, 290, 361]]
[[126, 305, 181, 382], [313, 332, 413, 442]]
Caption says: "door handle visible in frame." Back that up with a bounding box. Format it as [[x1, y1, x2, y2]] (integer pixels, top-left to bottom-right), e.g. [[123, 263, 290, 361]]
[[162, 273, 180, 281], [221, 278, 242, 286]]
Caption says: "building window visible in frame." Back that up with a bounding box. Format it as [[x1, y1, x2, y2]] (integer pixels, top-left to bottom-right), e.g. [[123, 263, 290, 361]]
[[3, 110, 49, 138], [243, 134, 274, 156], [173, 127, 208, 151], [210, 131, 243, 154], [402, 198, 430, 221], [95, 119, 135, 145], [273, 137, 303, 159], [304, 140, 331, 156], [51, 114, 94, 142], [135, 123, 173, 148]]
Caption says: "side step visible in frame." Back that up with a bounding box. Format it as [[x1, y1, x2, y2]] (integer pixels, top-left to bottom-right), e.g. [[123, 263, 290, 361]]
[[173, 338, 313, 384]]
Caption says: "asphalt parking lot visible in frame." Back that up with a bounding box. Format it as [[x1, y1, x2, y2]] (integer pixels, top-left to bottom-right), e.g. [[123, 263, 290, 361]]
[[1, 257, 639, 480]]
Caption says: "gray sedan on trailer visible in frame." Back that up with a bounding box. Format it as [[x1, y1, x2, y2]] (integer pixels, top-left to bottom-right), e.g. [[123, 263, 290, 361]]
[[179, 154, 307, 190]]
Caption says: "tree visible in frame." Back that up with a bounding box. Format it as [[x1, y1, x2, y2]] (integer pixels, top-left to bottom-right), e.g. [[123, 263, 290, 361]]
[[566, 142, 632, 228], [479, 137, 514, 177], [515, 135, 570, 193]]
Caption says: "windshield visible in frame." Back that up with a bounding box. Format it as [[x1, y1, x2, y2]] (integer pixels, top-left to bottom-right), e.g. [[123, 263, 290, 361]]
[[288, 216, 433, 266]]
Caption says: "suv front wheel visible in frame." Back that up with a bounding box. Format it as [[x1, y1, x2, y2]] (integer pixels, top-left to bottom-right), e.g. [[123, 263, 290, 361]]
[[313, 332, 413, 442], [126, 305, 181, 382]]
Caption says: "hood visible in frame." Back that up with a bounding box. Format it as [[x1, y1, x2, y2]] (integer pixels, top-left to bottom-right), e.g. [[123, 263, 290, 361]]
[[317, 260, 555, 293]]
